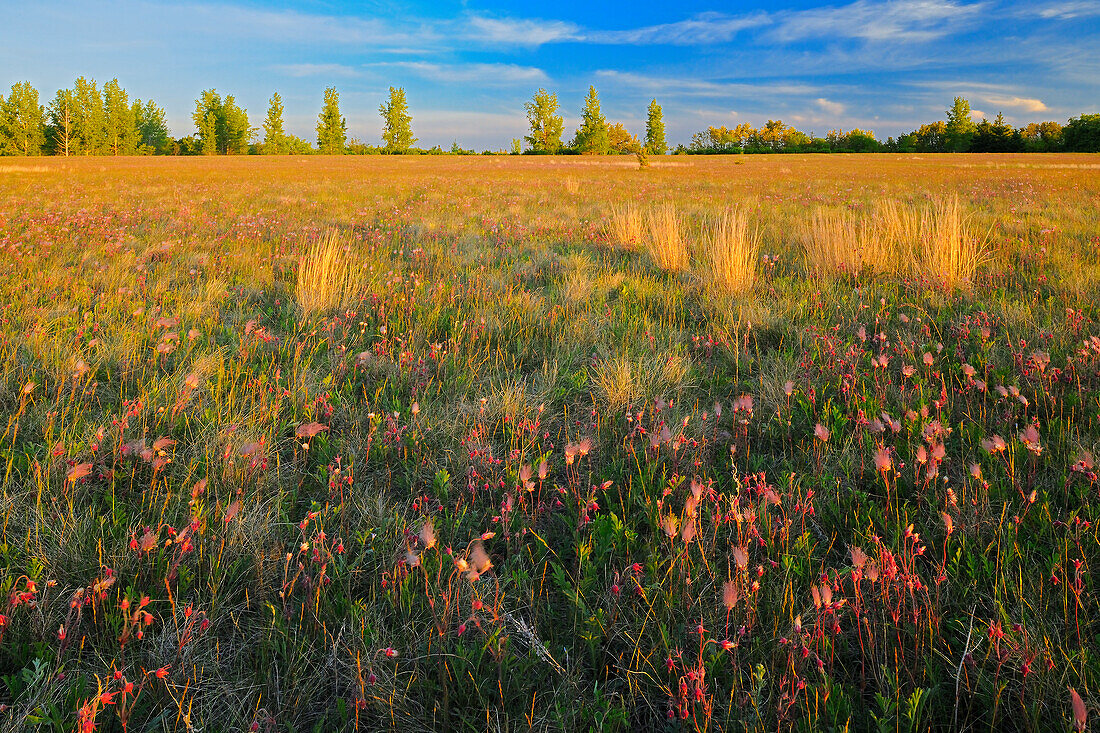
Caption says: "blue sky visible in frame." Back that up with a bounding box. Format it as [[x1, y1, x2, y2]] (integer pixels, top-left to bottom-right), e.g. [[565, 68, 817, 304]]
[[2, 0, 1098, 149]]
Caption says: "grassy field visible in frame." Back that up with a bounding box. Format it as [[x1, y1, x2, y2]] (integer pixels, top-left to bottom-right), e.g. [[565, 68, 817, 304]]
[[1, 153, 1099, 732]]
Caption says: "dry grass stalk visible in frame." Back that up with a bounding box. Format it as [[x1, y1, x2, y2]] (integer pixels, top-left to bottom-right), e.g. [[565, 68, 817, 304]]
[[607, 203, 645, 251], [702, 208, 759, 295], [917, 195, 990, 288], [645, 204, 690, 272], [799, 207, 888, 278], [296, 230, 362, 315]]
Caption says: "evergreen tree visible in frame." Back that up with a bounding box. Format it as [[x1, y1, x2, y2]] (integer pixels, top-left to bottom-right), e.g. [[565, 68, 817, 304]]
[[945, 97, 976, 152], [317, 87, 347, 154], [645, 99, 667, 155], [524, 88, 563, 154], [264, 92, 289, 154], [47, 88, 77, 156], [380, 87, 416, 153], [0, 81, 46, 156], [103, 79, 138, 155], [73, 77, 106, 155], [573, 86, 609, 154]]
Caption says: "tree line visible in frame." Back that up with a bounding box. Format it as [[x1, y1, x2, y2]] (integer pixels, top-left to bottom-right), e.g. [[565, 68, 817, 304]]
[[684, 98, 1100, 154], [1, 78, 1097, 155]]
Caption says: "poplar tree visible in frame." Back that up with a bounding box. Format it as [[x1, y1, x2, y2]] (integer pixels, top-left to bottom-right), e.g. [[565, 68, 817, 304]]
[[573, 86, 609, 154], [316, 87, 347, 154], [47, 88, 77, 156], [0, 82, 46, 155], [380, 87, 416, 153], [645, 99, 667, 155], [524, 88, 563, 154], [135, 100, 169, 154], [945, 97, 976, 152], [264, 92, 289, 154], [73, 77, 106, 155], [103, 78, 138, 155]]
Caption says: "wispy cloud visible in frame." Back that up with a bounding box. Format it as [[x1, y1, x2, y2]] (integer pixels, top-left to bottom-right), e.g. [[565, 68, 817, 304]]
[[463, 15, 581, 46], [375, 61, 548, 85], [772, 0, 986, 42], [816, 98, 847, 116], [983, 96, 1048, 112], [274, 63, 360, 78], [1031, 0, 1100, 18], [585, 12, 769, 45], [596, 70, 820, 97]]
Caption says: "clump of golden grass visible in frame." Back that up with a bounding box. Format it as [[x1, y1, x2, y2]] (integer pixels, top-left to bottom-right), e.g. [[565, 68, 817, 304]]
[[607, 203, 645, 250], [800, 196, 989, 288], [590, 351, 690, 410], [701, 208, 759, 295], [296, 230, 362, 315], [916, 194, 990, 288], [644, 204, 690, 272], [799, 207, 890, 278]]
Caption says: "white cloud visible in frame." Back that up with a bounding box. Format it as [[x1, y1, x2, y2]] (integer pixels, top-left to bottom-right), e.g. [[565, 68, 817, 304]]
[[772, 0, 986, 42], [585, 12, 769, 45], [983, 96, 1048, 112], [463, 15, 581, 46], [969, 109, 985, 119], [816, 98, 847, 115], [595, 70, 820, 97], [274, 63, 359, 78], [1032, 0, 1100, 18], [376, 62, 548, 85]]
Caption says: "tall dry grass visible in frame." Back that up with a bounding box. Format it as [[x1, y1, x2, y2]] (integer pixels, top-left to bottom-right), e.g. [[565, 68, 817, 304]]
[[799, 207, 891, 278], [801, 196, 990, 287], [917, 195, 990, 288], [296, 230, 362, 315], [701, 208, 759, 295], [645, 204, 690, 272], [607, 203, 645, 250]]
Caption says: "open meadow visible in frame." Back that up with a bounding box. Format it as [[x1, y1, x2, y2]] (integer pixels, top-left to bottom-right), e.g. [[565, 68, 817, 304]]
[[2, 153, 1100, 731]]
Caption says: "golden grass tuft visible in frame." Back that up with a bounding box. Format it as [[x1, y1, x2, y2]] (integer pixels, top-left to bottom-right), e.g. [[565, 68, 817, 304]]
[[644, 204, 690, 272], [799, 196, 989, 288], [799, 207, 890, 278], [607, 203, 645, 251], [916, 195, 990, 288], [590, 351, 690, 410], [296, 230, 362, 316], [701, 208, 759, 295]]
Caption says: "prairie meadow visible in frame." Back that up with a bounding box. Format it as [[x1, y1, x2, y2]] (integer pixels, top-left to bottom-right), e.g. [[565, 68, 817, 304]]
[[1, 153, 1100, 731]]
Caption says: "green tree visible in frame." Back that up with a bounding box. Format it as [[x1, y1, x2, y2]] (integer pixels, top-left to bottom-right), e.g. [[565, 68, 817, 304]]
[[135, 100, 169, 154], [222, 96, 253, 154], [316, 88, 347, 154], [572, 86, 609, 154], [193, 90, 222, 155], [645, 99, 667, 155], [1064, 114, 1100, 152], [47, 87, 77, 156], [73, 77, 106, 155], [0, 81, 46, 155], [945, 97, 976, 152], [103, 79, 138, 155], [524, 88, 563, 154], [264, 92, 289, 154], [607, 122, 636, 154], [193, 90, 253, 155], [380, 87, 415, 153], [1020, 121, 1063, 152]]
